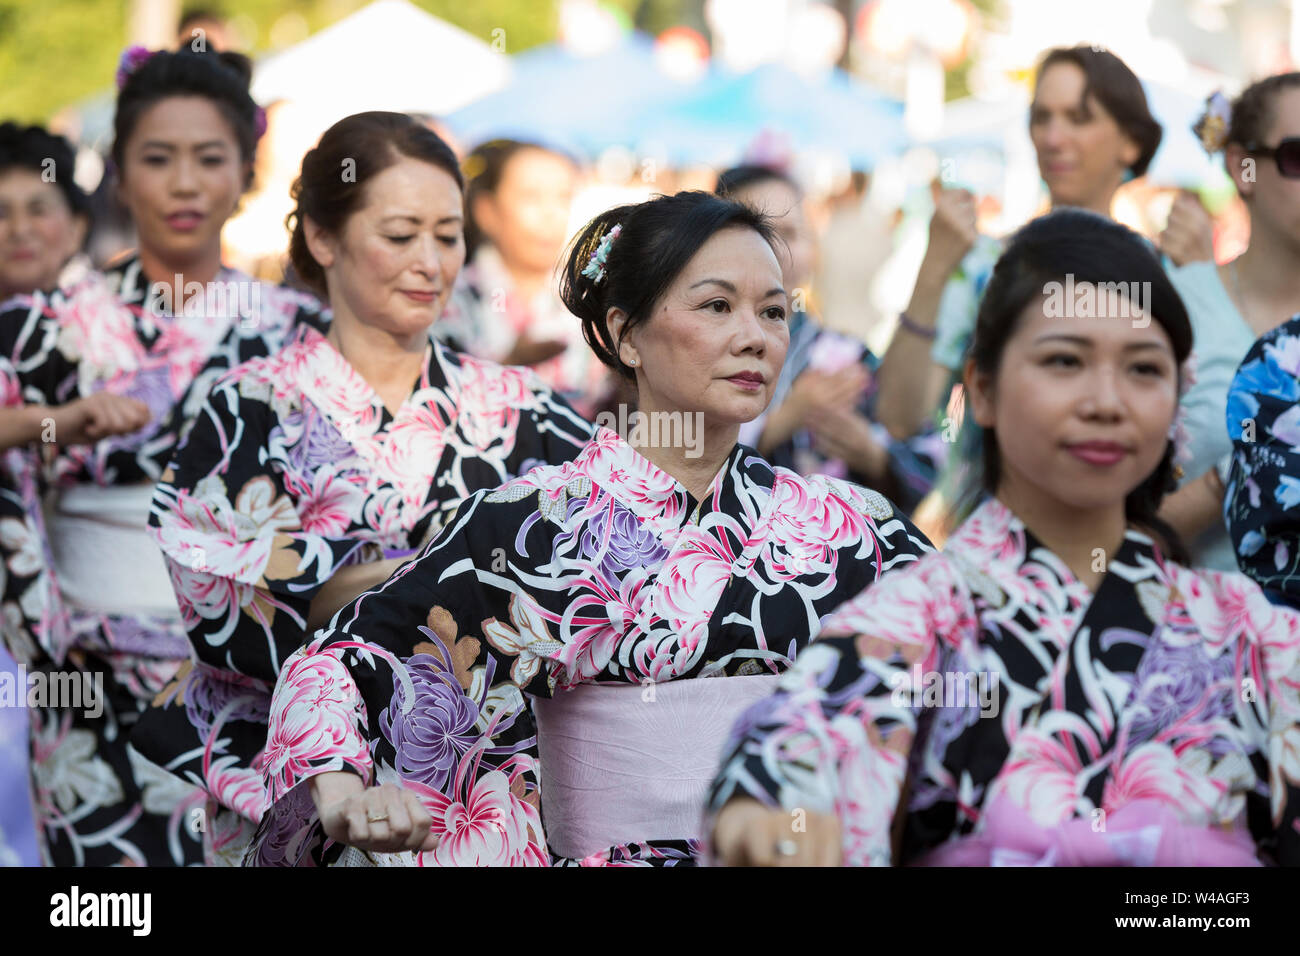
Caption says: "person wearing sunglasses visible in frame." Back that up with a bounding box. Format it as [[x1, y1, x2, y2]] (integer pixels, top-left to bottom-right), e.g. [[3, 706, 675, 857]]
[[1157, 73, 1300, 570]]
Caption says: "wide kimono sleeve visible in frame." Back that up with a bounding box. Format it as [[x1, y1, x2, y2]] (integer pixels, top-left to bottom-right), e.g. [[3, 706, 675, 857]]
[[0, 294, 80, 665], [148, 376, 370, 683], [1233, 573, 1300, 865], [502, 367, 595, 473], [1223, 318, 1300, 608], [0, 292, 76, 411], [248, 486, 561, 867], [706, 551, 974, 866], [857, 346, 947, 512]]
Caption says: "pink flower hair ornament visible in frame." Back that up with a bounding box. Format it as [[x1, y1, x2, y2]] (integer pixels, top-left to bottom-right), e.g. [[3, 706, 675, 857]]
[[116, 45, 158, 90]]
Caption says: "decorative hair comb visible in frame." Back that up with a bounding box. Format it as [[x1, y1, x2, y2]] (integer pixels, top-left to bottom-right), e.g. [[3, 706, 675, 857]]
[[581, 223, 622, 284], [1193, 91, 1232, 155]]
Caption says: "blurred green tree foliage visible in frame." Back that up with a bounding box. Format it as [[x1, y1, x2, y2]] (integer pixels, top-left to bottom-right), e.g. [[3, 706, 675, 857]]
[[0, 0, 560, 123]]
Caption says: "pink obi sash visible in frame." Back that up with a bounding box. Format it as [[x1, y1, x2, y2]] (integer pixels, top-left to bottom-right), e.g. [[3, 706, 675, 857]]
[[532, 674, 779, 860], [916, 796, 1261, 867]]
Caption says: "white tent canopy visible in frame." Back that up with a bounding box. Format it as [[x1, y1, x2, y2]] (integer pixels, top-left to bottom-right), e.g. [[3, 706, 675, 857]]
[[250, 0, 510, 123]]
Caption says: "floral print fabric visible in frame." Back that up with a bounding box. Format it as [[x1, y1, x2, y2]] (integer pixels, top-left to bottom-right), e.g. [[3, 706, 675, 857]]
[[246, 428, 931, 866], [133, 323, 593, 832], [0, 256, 324, 865], [708, 497, 1300, 866], [1225, 314, 1300, 608]]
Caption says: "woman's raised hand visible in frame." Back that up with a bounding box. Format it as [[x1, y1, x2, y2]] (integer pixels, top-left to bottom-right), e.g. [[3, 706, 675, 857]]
[[1159, 190, 1215, 267], [925, 186, 979, 275]]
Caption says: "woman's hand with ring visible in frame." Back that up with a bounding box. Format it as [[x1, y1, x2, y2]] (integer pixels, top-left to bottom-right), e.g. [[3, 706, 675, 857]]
[[711, 797, 842, 866], [309, 771, 438, 854]]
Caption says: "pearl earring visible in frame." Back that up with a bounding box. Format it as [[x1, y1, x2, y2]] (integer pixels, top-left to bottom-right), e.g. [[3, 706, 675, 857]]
[[628, 358, 637, 366]]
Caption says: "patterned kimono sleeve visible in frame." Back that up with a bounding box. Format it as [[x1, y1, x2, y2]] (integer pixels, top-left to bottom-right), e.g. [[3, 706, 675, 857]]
[[149, 378, 367, 683], [1224, 319, 1300, 607], [0, 454, 52, 665], [1247, 586, 1300, 865], [251, 489, 554, 866], [508, 371, 595, 471], [707, 552, 970, 866], [0, 293, 72, 410], [930, 237, 1000, 375], [0, 296, 77, 664]]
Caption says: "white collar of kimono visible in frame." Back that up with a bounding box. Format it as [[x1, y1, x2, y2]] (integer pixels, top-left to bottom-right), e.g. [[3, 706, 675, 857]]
[[576, 426, 743, 525]]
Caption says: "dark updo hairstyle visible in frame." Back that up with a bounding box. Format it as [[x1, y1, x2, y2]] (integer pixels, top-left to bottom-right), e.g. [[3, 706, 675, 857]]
[[461, 138, 575, 260], [559, 190, 780, 382], [0, 122, 92, 224], [714, 164, 801, 200], [1035, 46, 1163, 179], [112, 46, 259, 177], [1226, 73, 1300, 150], [963, 208, 1192, 562], [1196, 73, 1300, 197], [287, 111, 464, 297]]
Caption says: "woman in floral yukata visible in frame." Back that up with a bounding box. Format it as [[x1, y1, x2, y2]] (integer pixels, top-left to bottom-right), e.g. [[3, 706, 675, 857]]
[[0, 46, 325, 866], [709, 209, 1300, 867], [0, 121, 94, 866], [131, 112, 593, 864], [246, 189, 932, 866]]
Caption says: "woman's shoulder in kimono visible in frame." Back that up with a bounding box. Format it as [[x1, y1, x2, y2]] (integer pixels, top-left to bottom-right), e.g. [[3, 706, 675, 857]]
[[765, 463, 936, 560], [235, 271, 328, 341], [201, 319, 327, 405], [0, 265, 138, 365], [428, 339, 596, 436], [1161, 556, 1300, 650], [772, 465, 908, 526]]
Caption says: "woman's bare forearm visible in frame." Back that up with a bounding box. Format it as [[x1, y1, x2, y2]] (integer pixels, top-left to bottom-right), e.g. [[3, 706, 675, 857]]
[[0, 405, 51, 451], [873, 261, 952, 439]]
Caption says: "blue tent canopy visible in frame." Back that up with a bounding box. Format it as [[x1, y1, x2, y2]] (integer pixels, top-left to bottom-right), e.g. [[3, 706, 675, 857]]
[[610, 64, 907, 169], [447, 36, 907, 170], [444, 33, 700, 157]]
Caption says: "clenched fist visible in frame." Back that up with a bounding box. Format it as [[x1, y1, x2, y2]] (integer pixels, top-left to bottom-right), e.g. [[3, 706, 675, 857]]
[[925, 186, 979, 274], [1159, 190, 1215, 267], [310, 771, 439, 854], [711, 797, 842, 867], [49, 392, 152, 445]]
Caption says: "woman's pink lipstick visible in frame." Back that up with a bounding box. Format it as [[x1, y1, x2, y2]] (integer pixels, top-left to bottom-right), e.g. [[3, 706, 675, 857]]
[[1066, 441, 1128, 466], [726, 371, 765, 392], [165, 211, 203, 232]]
